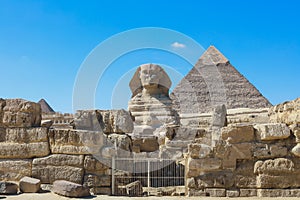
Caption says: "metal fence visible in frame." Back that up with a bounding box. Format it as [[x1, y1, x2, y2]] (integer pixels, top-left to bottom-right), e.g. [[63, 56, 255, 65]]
[[111, 157, 185, 196]]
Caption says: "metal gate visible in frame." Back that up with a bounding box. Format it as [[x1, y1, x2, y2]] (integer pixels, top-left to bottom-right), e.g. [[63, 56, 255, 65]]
[[111, 157, 185, 196]]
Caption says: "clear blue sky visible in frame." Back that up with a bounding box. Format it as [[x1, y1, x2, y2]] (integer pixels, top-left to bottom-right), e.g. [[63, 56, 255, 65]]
[[0, 0, 299, 113]]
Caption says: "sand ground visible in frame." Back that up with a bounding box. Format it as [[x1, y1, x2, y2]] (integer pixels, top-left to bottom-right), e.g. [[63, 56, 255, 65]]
[[0, 193, 299, 200]]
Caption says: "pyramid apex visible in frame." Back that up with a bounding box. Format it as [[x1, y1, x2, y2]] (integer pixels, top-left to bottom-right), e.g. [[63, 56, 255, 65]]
[[38, 98, 55, 113], [199, 45, 229, 65]]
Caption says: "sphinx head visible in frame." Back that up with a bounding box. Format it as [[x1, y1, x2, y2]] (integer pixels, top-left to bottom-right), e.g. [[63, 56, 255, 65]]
[[129, 64, 171, 97]]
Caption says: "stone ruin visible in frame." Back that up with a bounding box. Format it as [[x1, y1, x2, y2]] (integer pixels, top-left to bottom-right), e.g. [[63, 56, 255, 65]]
[[0, 46, 300, 197]]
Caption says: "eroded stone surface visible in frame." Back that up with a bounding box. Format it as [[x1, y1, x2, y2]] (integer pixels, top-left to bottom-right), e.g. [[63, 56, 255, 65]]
[[0, 159, 32, 181], [74, 109, 133, 133], [0, 99, 41, 128], [48, 129, 103, 154], [0, 127, 49, 158], [254, 123, 290, 141], [0, 182, 18, 194], [32, 154, 84, 184], [269, 97, 300, 125], [20, 176, 41, 193], [52, 180, 90, 198]]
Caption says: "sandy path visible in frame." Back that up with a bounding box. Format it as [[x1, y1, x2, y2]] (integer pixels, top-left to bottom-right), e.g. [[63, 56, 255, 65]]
[[1, 193, 299, 200]]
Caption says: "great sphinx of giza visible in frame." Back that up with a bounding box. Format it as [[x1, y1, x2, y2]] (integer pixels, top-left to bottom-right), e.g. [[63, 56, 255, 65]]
[[128, 64, 178, 152]]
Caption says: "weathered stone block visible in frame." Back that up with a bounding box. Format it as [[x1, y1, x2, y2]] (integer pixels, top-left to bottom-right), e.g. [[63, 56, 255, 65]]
[[269, 97, 300, 125], [187, 189, 207, 196], [48, 129, 103, 155], [254, 158, 294, 175], [188, 157, 221, 172], [0, 159, 32, 181], [107, 134, 132, 152], [253, 143, 288, 159], [0, 182, 18, 194], [132, 137, 159, 152], [256, 174, 300, 188], [52, 180, 90, 198], [254, 123, 290, 141], [83, 155, 109, 173], [188, 143, 211, 159], [221, 124, 254, 143], [83, 174, 111, 188], [258, 189, 300, 197], [0, 99, 41, 128], [0, 127, 50, 159], [291, 143, 300, 157], [206, 188, 226, 197], [32, 154, 84, 184], [219, 143, 253, 169], [19, 176, 41, 193], [194, 171, 234, 189], [74, 109, 133, 133], [239, 189, 257, 197], [235, 175, 256, 188], [226, 189, 240, 197]]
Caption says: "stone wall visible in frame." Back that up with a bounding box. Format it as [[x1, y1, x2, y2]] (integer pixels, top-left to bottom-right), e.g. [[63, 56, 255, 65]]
[[0, 99, 134, 195], [186, 98, 300, 197], [1, 97, 300, 197]]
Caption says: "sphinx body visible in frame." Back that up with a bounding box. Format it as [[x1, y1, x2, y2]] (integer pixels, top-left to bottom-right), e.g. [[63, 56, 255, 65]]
[[128, 64, 178, 152]]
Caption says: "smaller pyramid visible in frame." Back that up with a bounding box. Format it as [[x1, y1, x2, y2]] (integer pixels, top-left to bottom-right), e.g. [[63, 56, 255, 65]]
[[38, 99, 55, 113]]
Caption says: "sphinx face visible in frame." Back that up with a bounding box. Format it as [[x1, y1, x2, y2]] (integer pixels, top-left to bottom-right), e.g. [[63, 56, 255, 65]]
[[139, 64, 162, 87]]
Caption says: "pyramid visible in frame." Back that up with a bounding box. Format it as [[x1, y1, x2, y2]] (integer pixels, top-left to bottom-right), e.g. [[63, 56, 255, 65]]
[[38, 99, 55, 113], [170, 46, 272, 114]]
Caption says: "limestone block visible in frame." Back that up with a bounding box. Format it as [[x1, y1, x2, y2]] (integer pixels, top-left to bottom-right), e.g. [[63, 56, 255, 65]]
[[188, 143, 212, 159], [0, 99, 41, 128], [254, 123, 290, 141], [255, 159, 300, 189], [19, 176, 41, 193], [221, 124, 254, 143], [253, 143, 288, 159], [254, 158, 294, 175], [32, 154, 84, 184], [239, 189, 257, 197], [205, 188, 226, 197], [83, 155, 109, 173], [0, 182, 18, 194], [291, 143, 300, 157], [269, 97, 300, 125], [107, 134, 132, 152], [74, 109, 133, 133], [187, 157, 221, 172], [132, 137, 159, 152], [215, 142, 252, 169], [256, 174, 300, 189], [235, 160, 256, 188], [0, 127, 50, 159], [194, 171, 234, 189], [48, 129, 103, 155], [187, 189, 207, 196], [226, 189, 240, 197], [226, 108, 270, 125], [235, 175, 256, 188], [0, 159, 32, 181], [258, 189, 300, 197], [83, 174, 111, 188], [52, 180, 90, 198]]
